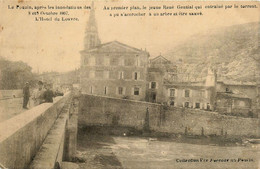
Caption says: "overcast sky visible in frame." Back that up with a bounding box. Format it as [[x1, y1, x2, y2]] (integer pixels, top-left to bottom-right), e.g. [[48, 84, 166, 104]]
[[0, 1, 259, 72]]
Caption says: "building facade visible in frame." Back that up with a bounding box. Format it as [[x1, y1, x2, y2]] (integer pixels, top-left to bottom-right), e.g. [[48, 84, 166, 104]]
[[80, 4, 149, 101], [146, 56, 216, 111]]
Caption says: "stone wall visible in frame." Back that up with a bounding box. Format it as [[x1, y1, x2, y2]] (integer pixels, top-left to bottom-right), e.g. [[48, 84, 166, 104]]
[[0, 93, 71, 169], [79, 94, 259, 137]]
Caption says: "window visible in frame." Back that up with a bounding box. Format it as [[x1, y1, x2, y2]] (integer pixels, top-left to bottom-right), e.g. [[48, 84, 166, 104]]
[[184, 102, 189, 108], [119, 58, 125, 66], [133, 72, 140, 80], [84, 58, 88, 65], [125, 58, 134, 66], [134, 72, 138, 80], [205, 90, 208, 98], [134, 87, 140, 95], [104, 58, 110, 66], [195, 103, 200, 109], [89, 71, 95, 78], [151, 82, 157, 89], [118, 71, 124, 79], [104, 86, 108, 95], [118, 87, 123, 95], [170, 101, 174, 106], [111, 58, 118, 66], [239, 101, 245, 107], [135, 56, 140, 66], [185, 90, 190, 98], [96, 57, 103, 65], [104, 71, 109, 79], [95, 70, 103, 79], [89, 57, 95, 66], [169, 88, 175, 97]]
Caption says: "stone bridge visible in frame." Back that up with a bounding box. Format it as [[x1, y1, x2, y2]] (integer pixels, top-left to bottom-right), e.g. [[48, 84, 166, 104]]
[[0, 92, 259, 169], [0, 92, 79, 169]]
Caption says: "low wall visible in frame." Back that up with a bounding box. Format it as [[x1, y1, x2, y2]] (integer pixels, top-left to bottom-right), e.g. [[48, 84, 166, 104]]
[[79, 94, 259, 137], [79, 94, 161, 130], [0, 93, 71, 169], [151, 108, 259, 136], [29, 102, 70, 169]]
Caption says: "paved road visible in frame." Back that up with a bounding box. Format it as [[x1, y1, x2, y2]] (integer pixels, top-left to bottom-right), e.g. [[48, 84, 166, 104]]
[[0, 97, 36, 122], [0, 98, 25, 122]]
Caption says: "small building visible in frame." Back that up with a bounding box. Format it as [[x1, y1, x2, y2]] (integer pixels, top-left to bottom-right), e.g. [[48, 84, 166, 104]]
[[164, 81, 215, 110], [216, 80, 260, 117], [146, 56, 217, 111], [216, 92, 252, 116], [146, 55, 177, 103]]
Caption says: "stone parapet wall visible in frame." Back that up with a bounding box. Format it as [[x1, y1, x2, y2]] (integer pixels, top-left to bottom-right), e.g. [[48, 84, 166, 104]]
[[0, 92, 71, 169]]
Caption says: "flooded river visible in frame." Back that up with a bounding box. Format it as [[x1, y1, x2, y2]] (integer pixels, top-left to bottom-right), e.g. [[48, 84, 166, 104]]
[[77, 131, 259, 169]]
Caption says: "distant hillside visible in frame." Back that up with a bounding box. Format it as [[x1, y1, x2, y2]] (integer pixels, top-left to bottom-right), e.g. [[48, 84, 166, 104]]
[[165, 22, 260, 82]]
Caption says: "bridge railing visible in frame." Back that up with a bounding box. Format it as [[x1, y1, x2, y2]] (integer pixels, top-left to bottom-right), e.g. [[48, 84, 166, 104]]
[[0, 92, 71, 169]]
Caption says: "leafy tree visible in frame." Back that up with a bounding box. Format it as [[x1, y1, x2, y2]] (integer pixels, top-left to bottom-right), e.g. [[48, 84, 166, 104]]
[[0, 57, 36, 89]]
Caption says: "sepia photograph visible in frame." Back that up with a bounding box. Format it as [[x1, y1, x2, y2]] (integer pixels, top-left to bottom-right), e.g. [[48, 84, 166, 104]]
[[0, 0, 259, 169]]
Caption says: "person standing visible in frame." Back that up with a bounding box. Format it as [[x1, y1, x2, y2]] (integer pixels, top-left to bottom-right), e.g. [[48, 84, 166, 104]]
[[23, 82, 30, 109], [32, 81, 45, 106], [43, 84, 54, 103]]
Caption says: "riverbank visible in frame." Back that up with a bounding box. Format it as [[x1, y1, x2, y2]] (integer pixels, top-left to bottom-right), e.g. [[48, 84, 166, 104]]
[[78, 125, 258, 147]]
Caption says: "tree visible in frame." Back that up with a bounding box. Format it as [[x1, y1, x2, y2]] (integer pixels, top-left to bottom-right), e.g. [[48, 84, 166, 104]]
[[0, 57, 36, 89]]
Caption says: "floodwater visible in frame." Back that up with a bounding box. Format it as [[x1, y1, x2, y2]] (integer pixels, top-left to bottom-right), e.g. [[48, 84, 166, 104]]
[[77, 132, 260, 169]]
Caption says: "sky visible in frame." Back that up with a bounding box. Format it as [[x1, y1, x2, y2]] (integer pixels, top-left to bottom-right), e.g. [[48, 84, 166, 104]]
[[0, 1, 259, 72]]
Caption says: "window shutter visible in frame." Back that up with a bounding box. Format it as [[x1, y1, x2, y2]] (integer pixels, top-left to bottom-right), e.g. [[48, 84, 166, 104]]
[[149, 82, 151, 89], [123, 87, 126, 95], [132, 72, 134, 80], [138, 72, 140, 80], [193, 102, 195, 108], [204, 103, 207, 109], [200, 103, 203, 109], [105, 86, 108, 95], [122, 72, 124, 79], [156, 82, 158, 89], [139, 88, 142, 95], [190, 90, 193, 97], [175, 89, 178, 97], [131, 88, 134, 95]]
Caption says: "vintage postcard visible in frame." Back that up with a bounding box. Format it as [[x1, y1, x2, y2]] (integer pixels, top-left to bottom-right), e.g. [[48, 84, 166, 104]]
[[0, 0, 259, 169]]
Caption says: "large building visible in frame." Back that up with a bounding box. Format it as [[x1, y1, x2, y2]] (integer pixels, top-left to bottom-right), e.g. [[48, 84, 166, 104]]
[[80, 3, 149, 101]]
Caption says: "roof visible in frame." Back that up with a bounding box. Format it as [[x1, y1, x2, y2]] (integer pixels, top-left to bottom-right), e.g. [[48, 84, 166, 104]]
[[217, 80, 257, 86], [150, 55, 171, 64], [217, 92, 250, 99], [81, 40, 149, 54], [164, 81, 207, 89]]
